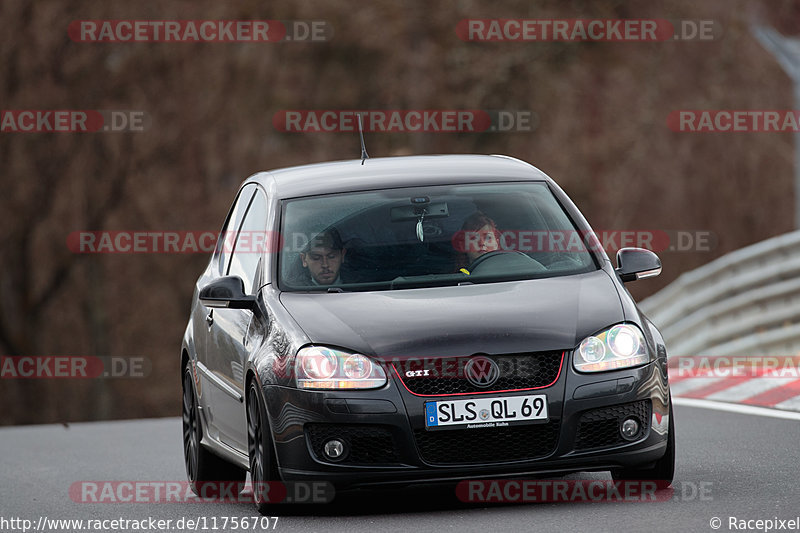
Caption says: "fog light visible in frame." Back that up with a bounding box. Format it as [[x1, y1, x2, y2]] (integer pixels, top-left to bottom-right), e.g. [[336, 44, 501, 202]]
[[620, 418, 640, 441], [323, 439, 347, 461]]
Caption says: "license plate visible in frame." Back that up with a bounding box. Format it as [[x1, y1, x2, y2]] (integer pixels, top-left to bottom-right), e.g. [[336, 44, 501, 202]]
[[424, 394, 548, 430]]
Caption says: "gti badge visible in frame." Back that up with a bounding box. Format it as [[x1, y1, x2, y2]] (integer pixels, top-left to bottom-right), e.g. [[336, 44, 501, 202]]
[[405, 369, 430, 377]]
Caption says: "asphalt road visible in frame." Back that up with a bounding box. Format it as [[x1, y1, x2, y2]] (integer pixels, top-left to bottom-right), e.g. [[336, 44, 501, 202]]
[[1, 405, 798, 533]]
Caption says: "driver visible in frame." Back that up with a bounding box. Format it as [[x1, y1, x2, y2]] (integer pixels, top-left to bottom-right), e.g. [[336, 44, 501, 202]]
[[299, 229, 347, 285], [457, 211, 501, 272]]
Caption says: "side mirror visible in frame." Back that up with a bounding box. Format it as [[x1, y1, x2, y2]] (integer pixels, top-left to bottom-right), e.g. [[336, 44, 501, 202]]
[[199, 276, 256, 309], [615, 248, 662, 282]]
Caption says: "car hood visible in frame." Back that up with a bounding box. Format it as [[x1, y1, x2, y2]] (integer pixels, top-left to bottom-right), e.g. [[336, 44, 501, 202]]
[[278, 270, 625, 359]]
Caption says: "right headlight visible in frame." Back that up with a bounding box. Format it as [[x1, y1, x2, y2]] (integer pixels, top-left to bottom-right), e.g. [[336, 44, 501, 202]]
[[294, 346, 387, 389], [573, 323, 649, 372]]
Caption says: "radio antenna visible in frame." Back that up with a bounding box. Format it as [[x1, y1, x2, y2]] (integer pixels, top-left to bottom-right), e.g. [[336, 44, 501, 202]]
[[357, 113, 369, 165]]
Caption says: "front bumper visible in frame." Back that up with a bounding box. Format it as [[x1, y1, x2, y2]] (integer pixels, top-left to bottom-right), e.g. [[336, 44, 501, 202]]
[[262, 356, 670, 488]]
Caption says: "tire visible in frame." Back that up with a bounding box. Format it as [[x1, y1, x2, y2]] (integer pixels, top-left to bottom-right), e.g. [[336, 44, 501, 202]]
[[612, 399, 675, 488], [182, 366, 246, 498], [247, 379, 281, 515]]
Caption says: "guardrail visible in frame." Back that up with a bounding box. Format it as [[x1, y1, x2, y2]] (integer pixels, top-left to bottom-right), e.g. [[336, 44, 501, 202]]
[[639, 230, 800, 357]]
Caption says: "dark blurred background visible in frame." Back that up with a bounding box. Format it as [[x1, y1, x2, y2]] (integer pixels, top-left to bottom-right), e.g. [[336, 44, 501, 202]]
[[2, 0, 798, 425]]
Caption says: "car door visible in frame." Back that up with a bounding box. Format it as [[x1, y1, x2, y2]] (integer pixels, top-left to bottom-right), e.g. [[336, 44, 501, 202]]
[[206, 187, 268, 451], [192, 184, 255, 443]]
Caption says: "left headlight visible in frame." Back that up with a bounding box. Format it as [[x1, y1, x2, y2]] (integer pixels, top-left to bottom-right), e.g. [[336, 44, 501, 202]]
[[573, 324, 649, 373], [294, 346, 387, 390]]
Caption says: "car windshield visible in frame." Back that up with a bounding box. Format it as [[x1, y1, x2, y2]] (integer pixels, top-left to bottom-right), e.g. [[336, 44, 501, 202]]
[[278, 182, 598, 291]]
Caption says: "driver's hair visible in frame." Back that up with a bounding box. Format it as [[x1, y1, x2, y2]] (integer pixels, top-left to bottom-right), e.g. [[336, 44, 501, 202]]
[[302, 228, 344, 253]]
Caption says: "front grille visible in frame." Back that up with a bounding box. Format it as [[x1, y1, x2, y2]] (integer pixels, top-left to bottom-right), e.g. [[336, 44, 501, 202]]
[[574, 400, 651, 451], [395, 352, 563, 396], [305, 424, 401, 464], [413, 422, 559, 465]]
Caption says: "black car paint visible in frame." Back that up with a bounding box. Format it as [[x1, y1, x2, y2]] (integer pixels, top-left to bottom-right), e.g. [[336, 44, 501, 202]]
[[181, 155, 671, 488]]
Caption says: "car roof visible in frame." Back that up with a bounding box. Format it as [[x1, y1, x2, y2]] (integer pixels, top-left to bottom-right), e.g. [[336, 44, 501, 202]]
[[244, 154, 552, 199]]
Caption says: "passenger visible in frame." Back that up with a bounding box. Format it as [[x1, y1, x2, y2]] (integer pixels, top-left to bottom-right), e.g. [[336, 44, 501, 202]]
[[457, 211, 501, 272], [299, 229, 347, 285]]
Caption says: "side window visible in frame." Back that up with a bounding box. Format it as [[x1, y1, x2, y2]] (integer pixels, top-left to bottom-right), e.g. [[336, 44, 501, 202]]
[[227, 189, 268, 294], [216, 184, 256, 275]]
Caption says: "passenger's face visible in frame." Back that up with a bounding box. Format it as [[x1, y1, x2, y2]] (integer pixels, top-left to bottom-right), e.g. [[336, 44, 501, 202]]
[[466, 224, 500, 264], [301, 246, 345, 285]]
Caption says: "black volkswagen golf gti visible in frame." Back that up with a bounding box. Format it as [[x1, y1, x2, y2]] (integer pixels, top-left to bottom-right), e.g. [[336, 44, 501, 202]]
[[181, 154, 674, 511]]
